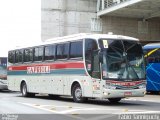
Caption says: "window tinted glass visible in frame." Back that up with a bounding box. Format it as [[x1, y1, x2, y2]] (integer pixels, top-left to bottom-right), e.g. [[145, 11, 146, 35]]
[[19, 50, 23, 63], [70, 41, 83, 58], [56, 43, 69, 59], [38, 47, 43, 61], [85, 39, 98, 61], [85, 39, 98, 76], [15, 50, 23, 63], [44, 45, 55, 60], [8, 51, 15, 63], [92, 51, 100, 79], [24, 49, 33, 62], [34, 47, 44, 61], [146, 48, 160, 63], [15, 51, 19, 63]]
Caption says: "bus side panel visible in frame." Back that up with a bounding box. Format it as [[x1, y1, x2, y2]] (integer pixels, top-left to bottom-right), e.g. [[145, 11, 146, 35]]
[[82, 76, 93, 98], [70, 76, 93, 98], [23, 75, 64, 95], [8, 76, 21, 91], [27, 76, 45, 93], [8, 61, 88, 96], [146, 63, 160, 92], [8, 76, 14, 91], [63, 76, 70, 95]]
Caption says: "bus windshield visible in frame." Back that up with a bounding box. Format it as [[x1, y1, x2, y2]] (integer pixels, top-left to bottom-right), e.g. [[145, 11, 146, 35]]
[[99, 39, 145, 81]]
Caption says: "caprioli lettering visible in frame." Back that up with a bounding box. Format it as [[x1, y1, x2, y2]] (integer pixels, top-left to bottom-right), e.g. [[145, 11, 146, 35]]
[[27, 66, 50, 74]]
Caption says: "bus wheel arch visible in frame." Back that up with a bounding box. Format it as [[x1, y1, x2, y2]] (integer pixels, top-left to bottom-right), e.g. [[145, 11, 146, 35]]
[[20, 80, 35, 97], [71, 81, 86, 103]]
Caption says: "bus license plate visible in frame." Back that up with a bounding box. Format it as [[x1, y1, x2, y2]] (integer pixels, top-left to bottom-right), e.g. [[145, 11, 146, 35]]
[[124, 92, 132, 96]]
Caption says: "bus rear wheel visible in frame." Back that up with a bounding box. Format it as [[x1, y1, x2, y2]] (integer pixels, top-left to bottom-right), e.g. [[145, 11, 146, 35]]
[[21, 82, 35, 97], [108, 98, 121, 103], [72, 84, 86, 103]]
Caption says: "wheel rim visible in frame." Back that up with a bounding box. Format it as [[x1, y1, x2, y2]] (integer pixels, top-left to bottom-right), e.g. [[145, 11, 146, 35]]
[[22, 84, 27, 95], [75, 87, 82, 101]]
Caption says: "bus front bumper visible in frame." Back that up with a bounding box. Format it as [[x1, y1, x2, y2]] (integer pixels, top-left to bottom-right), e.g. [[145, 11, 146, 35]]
[[102, 88, 146, 98]]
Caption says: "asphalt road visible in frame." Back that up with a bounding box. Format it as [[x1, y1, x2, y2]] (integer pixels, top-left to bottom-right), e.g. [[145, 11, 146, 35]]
[[0, 90, 160, 120]]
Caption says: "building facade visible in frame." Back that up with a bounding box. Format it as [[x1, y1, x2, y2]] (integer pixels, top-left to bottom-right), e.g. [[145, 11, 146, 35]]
[[41, 0, 97, 41], [41, 0, 160, 41]]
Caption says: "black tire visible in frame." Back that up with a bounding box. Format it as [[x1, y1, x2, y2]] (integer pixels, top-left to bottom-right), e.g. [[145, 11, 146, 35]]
[[72, 84, 86, 103], [21, 82, 35, 97], [108, 98, 121, 103], [21, 82, 28, 97]]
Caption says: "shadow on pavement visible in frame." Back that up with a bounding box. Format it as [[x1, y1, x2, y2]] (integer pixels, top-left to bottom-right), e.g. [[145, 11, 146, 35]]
[[0, 89, 18, 93], [17, 94, 144, 106]]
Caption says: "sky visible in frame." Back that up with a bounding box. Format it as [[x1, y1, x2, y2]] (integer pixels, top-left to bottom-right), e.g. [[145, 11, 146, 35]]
[[0, 0, 41, 57]]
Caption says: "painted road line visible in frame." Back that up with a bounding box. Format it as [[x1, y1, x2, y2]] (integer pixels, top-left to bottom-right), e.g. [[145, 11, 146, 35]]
[[17, 102, 118, 113], [18, 102, 61, 114], [17, 102, 160, 115]]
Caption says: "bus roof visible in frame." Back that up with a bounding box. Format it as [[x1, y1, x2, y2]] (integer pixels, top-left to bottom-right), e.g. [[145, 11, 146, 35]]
[[45, 33, 139, 42], [143, 43, 160, 49], [10, 33, 139, 51]]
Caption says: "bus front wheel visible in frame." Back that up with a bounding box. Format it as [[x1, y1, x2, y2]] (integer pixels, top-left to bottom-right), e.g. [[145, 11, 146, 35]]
[[72, 84, 86, 103], [108, 98, 121, 103]]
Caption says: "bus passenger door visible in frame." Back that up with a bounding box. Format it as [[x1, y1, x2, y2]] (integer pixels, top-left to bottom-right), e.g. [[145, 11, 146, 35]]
[[91, 50, 101, 97]]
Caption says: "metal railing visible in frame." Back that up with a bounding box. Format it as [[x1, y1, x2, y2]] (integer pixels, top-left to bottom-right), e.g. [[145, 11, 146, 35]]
[[97, 0, 129, 11]]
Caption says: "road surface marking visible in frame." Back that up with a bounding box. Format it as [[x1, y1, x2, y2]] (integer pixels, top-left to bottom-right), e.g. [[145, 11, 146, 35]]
[[18, 102, 160, 114]]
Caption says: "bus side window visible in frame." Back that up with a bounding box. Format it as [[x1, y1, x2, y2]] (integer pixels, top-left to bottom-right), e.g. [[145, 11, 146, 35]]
[[19, 50, 23, 63], [34, 47, 44, 61], [44, 45, 55, 60], [24, 48, 33, 62], [155, 57, 160, 62], [15, 50, 23, 63], [85, 39, 98, 61], [85, 39, 98, 76], [148, 57, 155, 63], [8, 51, 15, 64], [56, 43, 69, 60], [15, 51, 19, 63], [70, 41, 83, 58], [147, 48, 160, 63], [155, 49, 160, 62]]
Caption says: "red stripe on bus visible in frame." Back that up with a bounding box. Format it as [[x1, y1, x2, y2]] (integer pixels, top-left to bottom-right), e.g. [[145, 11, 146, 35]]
[[50, 62, 84, 69], [8, 61, 85, 71]]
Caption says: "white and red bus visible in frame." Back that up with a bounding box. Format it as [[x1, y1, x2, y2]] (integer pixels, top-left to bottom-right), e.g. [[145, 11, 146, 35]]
[[7, 33, 146, 103]]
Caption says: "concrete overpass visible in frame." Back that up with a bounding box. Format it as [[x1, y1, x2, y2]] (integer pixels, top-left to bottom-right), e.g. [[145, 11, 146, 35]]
[[97, 0, 160, 19]]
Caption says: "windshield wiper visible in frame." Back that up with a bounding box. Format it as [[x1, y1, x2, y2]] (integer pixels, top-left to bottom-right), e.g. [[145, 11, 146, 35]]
[[126, 59, 139, 79], [121, 41, 139, 79]]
